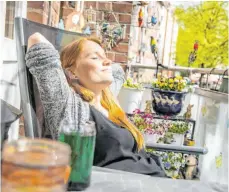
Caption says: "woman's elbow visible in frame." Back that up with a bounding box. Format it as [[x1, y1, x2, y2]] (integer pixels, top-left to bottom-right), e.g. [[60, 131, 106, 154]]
[[28, 32, 51, 49]]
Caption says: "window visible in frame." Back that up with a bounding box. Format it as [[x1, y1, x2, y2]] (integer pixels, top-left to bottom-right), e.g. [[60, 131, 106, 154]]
[[4, 1, 15, 39]]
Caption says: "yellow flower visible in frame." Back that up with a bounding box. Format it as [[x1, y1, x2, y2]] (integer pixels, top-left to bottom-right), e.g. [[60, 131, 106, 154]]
[[169, 79, 174, 83], [161, 78, 165, 82], [169, 84, 173, 89], [176, 76, 182, 80]]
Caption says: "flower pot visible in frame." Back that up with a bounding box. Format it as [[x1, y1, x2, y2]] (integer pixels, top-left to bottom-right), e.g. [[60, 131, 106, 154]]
[[151, 89, 186, 116], [171, 133, 184, 146], [143, 133, 160, 143], [118, 87, 144, 114], [165, 169, 180, 178]]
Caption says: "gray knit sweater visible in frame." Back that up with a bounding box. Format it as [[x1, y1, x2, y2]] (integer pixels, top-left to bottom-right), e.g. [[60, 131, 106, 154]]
[[25, 43, 125, 138]]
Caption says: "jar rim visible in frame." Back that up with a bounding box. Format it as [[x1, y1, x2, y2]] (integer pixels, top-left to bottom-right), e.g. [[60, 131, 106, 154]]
[[2, 138, 71, 167]]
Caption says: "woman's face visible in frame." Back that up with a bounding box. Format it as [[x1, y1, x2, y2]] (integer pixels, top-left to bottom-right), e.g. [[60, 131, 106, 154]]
[[73, 40, 113, 90]]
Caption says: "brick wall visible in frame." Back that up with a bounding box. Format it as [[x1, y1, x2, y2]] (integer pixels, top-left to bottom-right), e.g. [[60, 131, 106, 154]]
[[27, 1, 133, 64], [83, 1, 133, 63], [27, 1, 60, 26]]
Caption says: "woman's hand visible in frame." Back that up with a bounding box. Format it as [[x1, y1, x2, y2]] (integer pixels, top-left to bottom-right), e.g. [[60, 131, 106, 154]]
[[28, 32, 52, 49]]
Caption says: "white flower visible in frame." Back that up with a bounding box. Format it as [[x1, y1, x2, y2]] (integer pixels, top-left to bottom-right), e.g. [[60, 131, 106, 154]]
[[174, 161, 181, 169], [173, 170, 179, 177]]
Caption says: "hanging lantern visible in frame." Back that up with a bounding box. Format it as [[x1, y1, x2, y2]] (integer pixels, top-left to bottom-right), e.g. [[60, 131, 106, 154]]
[[138, 8, 143, 27], [150, 36, 156, 54], [151, 15, 157, 25], [86, 5, 96, 23]]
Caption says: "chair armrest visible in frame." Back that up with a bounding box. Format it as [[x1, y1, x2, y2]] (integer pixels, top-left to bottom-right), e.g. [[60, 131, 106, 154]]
[[146, 142, 208, 155]]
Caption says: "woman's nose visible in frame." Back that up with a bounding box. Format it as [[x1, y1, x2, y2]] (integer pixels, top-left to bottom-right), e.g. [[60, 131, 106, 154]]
[[103, 58, 112, 66]]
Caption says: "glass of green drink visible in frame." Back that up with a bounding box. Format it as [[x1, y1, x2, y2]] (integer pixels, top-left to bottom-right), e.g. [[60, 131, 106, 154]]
[[58, 120, 96, 191]]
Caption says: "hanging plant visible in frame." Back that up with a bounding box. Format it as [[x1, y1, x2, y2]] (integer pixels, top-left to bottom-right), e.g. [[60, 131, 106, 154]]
[[96, 11, 126, 51]]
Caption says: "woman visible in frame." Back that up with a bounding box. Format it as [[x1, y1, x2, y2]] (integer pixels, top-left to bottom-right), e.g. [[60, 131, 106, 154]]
[[25, 33, 166, 177]]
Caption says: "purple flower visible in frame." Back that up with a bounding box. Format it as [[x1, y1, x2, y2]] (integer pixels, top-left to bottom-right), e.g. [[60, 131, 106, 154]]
[[164, 162, 171, 169]]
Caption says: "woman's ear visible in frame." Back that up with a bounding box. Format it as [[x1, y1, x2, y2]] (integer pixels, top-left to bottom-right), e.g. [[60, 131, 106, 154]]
[[65, 69, 77, 79]]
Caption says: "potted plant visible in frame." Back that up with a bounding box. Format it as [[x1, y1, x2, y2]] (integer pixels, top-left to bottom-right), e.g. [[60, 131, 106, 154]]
[[153, 151, 186, 178], [131, 110, 165, 143], [151, 74, 187, 116], [118, 78, 144, 114], [157, 132, 174, 144], [167, 122, 189, 146]]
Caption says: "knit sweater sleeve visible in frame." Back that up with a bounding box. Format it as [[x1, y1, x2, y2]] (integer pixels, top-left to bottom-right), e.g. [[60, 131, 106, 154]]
[[25, 43, 90, 138]]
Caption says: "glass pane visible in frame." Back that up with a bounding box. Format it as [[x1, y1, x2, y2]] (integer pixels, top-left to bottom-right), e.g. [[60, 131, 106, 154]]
[[5, 1, 15, 39]]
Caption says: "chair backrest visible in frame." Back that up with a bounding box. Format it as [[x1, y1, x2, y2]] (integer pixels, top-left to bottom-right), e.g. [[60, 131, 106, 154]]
[[15, 17, 85, 138]]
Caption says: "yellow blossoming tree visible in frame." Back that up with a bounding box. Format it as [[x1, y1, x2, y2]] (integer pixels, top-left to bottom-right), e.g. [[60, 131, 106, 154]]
[[174, 1, 228, 68]]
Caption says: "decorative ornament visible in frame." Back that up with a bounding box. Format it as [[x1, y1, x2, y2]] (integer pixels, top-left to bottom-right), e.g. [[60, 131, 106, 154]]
[[150, 36, 156, 54], [139, 43, 147, 57], [138, 1, 149, 6], [215, 153, 222, 168], [65, 11, 85, 33], [194, 40, 199, 51], [144, 100, 152, 114], [183, 104, 194, 119], [151, 15, 157, 25], [138, 8, 143, 27], [86, 5, 96, 23], [97, 12, 126, 50], [201, 104, 207, 116], [58, 19, 64, 30], [188, 51, 197, 64], [72, 14, 79, 24], [83, 26, 91, 35]]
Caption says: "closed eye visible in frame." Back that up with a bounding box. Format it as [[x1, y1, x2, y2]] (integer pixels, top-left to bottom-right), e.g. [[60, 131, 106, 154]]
[[91, 57, 99, 60]]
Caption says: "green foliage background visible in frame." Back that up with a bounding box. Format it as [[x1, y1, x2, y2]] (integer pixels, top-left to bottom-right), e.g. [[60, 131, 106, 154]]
[[175, 1, 228, 68]]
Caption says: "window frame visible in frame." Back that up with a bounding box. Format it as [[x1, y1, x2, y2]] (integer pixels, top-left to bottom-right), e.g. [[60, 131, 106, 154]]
[[3, 1, 27, 62]]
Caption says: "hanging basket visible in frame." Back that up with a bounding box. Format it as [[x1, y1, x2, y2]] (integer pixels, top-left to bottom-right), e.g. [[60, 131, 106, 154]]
[[151, 89, 187, 116]]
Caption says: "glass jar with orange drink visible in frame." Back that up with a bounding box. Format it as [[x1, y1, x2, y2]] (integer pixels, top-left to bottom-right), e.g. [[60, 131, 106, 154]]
[[1, 138, 71, 192]]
